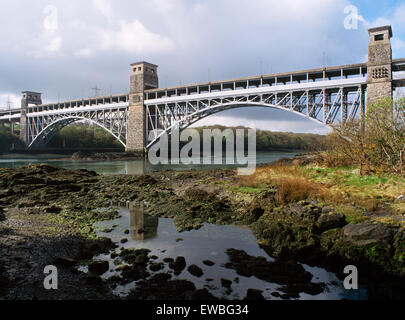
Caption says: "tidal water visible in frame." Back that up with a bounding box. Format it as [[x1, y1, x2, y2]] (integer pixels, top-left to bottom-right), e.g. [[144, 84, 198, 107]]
[[0, 151, 299, 175], [88, 204, 367, 300]]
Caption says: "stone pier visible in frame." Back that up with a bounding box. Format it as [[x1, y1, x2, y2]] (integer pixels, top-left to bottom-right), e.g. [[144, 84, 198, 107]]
[[19, 91, 42, 144], [366, 26, 393, 108], [126, 62, 159, 153]]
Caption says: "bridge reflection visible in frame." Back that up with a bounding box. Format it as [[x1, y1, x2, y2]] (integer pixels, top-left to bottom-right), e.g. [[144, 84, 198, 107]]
[[129, 202, 158, 240]]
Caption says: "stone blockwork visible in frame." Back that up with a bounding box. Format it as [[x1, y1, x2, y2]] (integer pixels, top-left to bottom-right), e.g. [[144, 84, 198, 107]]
[[367, 26, 393, 108], [126, 62, 159, 153], [19, 91, 42, 144]]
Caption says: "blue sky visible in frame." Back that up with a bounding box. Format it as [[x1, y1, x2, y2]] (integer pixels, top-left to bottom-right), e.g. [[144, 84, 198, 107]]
[[0, 0, 404, 134]]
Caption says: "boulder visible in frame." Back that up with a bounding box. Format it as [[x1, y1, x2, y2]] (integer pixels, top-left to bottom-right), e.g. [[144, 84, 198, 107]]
[[54, 257, 77, 268], [342, 222, 395, 247], [169, 256, 186, 274], [187, 264, 204, 277], [244, 289, 265, 300], [88, 260, 109, 275]]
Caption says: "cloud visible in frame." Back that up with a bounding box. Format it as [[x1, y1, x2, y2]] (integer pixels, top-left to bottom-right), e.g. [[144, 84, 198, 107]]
[[190, 108, 331, 134], [103, 20, 175, 54]]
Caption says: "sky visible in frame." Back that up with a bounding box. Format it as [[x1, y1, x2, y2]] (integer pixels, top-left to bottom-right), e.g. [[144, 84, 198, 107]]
[[0, 0, 404, 134]]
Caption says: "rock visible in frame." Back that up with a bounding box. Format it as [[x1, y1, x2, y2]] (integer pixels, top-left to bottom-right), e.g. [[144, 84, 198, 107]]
[[120, 238, 128, 244], [278, 282, 325, 298], [149, 263, 164, 272], [220, 278, 232, 289], [315, 212, 346, 233], [169, 256, 186, 274], [250, 207, 265, 220], [86, 272, 102, 285], [343, 222, 395, 246], [244, 289, 265, 300], [124, 229, 130, 234], [202, 260, 215, 266], [185, 288, 218, 300], [135, 254, 149, 265], [163, 257, 174, 263], [187, 264, 204, 277], [88, 260, 109, 275], [54, 257, 77, 268], [225, 249, 312, 285]]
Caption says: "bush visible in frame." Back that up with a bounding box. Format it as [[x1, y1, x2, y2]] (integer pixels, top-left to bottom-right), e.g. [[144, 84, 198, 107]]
[[321, 97, 405, 175]]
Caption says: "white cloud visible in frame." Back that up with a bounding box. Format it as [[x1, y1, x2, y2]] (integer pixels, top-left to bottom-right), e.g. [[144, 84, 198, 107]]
[[191, 112, 330, 134], [0, 93, 20, 110], [113, 20, 174, 54], [43, 37, 62, 54], [75, 48, 93, 57]]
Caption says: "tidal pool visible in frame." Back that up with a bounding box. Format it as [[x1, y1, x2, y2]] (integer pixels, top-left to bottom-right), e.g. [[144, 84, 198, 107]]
[[88, 204, 368, 300]]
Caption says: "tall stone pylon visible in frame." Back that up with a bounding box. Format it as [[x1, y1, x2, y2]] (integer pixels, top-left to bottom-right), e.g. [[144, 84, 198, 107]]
[[126, 62, 159, 153], [20, 91, 42, 145], [367, 26, 393, 108]]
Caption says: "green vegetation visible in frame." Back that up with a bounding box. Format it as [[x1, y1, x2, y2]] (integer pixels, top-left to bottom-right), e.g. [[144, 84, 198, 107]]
[[47, 122, 123, 149], [0, 126, 24, 152], [192, 125, 326, 151], [319, 97, 405, 175]]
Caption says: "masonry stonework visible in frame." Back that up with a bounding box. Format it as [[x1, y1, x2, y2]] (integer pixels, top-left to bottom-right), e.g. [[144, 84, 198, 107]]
[[20, 91, 42, 145], [367, 26, 393, 108], [126, 62, 159, 153]]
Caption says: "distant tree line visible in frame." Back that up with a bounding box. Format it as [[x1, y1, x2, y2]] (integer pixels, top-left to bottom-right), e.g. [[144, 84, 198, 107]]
[[47, 122, 123, 149], [0, 126, 24, 152], [0, 122, 326, 152], [190, 125, 326, 152]]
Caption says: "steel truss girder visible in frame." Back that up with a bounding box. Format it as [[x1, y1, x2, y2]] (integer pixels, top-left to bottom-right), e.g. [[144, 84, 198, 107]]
[[27, 107, 128, 148], [145, 86, 363, 149]]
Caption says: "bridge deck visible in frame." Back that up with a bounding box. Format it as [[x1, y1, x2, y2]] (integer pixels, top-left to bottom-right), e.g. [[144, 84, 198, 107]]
[[1, 58, 404, 120]]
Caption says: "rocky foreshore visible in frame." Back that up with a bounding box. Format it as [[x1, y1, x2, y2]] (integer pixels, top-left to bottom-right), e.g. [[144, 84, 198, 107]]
[[0, 163, 404, 300], [71, 151, 143, 161]]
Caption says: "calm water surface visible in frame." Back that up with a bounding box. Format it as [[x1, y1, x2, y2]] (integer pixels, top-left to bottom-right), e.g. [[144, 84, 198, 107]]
[[0, 151, 299, 175], [88, 205, 367, 300]]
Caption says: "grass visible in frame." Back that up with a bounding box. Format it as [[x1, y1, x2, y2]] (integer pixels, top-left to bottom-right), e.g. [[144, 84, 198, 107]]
[[236, 162, 405, 219]]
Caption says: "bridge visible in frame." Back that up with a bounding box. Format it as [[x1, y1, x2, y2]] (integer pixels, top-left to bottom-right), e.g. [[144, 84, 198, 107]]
[[1, 25, 404, 152]]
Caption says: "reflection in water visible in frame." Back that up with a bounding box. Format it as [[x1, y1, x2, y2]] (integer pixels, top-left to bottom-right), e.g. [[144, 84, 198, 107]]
[[125, 161, 146, 175], [129, 202, 158, 240]]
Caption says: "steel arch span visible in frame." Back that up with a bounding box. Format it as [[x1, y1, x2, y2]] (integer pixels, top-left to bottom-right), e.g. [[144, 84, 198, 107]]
[[144, 86, 363, 149], [27, 107, 128, 149]]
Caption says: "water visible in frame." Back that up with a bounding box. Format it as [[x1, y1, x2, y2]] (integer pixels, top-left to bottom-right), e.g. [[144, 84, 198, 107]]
[[88, 205, 367, 300], [0, 151, 299, 175]]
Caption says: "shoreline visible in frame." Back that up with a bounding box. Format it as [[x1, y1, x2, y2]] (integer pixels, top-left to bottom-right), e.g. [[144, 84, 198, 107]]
[[0, 156, 404, 300]]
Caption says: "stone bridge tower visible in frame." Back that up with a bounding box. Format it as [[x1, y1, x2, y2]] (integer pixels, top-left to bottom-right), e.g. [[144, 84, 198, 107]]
[[367, 26, 393, 108], [126, 61, 159, 153], [20, 91, 42, 144]]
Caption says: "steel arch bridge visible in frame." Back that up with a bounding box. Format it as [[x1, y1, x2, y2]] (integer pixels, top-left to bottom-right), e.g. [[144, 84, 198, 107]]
[[143, 78, 365, 148], [0, 25, 404, 151]]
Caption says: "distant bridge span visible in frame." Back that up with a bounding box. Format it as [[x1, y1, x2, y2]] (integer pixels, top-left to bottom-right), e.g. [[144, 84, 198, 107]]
[[0, 25, 404, 151]]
